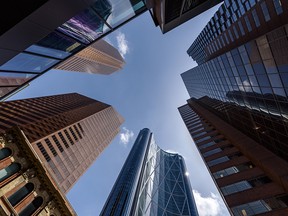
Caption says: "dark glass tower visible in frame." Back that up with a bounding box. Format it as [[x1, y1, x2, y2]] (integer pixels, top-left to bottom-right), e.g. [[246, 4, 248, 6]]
[[179, 0, 288, 215], [100, 128, 199, 216]]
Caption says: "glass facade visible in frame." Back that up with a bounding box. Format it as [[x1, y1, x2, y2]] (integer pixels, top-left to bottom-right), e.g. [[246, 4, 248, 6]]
[[101, 128, 198, 216], [182, 25, 288, 162], [0, 0, 147, 101], [187, 0, 286, 64]]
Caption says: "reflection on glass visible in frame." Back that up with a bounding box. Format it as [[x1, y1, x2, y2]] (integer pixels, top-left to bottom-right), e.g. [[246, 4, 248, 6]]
[[95, 0, 144, 28], [57, 1, 112, 44], [26, 32, 84, 59], [0, 87, 17, 97], [0, 72, 36, 86], [0, 53, 59, 73]]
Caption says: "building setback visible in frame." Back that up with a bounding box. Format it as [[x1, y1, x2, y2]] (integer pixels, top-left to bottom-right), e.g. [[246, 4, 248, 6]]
[[180, 0, 288, 215], [100, 128, 199, 216], [0, 127, 76, 216], [0, 93, 124, 193]]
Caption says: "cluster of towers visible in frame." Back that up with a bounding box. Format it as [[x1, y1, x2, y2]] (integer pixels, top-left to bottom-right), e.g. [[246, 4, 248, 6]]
[[0, 0, 287, 216]]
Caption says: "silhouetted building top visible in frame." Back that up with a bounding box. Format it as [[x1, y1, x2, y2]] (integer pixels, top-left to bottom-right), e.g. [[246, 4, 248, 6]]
[[101, 128, 199, 216], [146, 0, 223, 33]]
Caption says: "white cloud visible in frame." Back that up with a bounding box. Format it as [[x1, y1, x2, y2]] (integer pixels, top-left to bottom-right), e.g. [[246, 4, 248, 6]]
[[193, 190, 222, 216], [119, 127, 134, 146], [116, 32, 129, 58]]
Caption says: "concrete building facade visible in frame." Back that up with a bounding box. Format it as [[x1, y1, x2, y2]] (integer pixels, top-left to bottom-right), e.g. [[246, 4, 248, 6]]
[[0, 127, 76, 216], [0, 93, 124, 193]]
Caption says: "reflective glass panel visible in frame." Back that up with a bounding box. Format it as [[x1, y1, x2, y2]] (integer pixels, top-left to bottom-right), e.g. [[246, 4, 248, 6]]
[[0, 87, 17, 98], [0, 72, 36, 86], [57, 5, 111, 44], [26, 31, 84, 59], [93, 0, 145, 28], [0, 53, 59, 73]]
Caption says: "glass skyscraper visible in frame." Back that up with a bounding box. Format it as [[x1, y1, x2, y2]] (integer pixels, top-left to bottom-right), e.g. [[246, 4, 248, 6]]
[[101, 128, 199, 216], [180, 0, 288, 215], [0, 0, 148, 101]]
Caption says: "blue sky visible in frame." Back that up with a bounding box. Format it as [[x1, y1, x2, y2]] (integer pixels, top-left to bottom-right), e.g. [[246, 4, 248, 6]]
[[9, 5, 230, 216]]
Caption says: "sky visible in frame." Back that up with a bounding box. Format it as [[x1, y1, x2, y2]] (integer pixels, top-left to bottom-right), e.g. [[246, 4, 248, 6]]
[[9, 4, 230, 216]]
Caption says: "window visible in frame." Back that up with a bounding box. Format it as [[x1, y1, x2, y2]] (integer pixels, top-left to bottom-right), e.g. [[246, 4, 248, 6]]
[[8, 183, 34, 206], [233, 26, 239, 39], [19, 196, 44, 216], [195, 136, 211, 144], [36, 142, 51, 162], [238, 21, 245, 36], [64, 129, 74, 145], [244, 16, 252, 32], [52, 135, 64, 152], [260, 2, 270, 22], [252, 9, 260, 27], [193, 131, 207, 138], [203, 148, 222, 157], [58, 132, 69, 148], [45, 138, 57, 156], [273, 0, 283, 15], [221, 180, 252, 195], [0, 53, 59, 73], [231, 200, 270, 216], [69, 127, 78, 141], [199, 141, 216, 149], [207, 156, 229, 166], [0, 148, 12, 160], [0, 163, 21, 182]]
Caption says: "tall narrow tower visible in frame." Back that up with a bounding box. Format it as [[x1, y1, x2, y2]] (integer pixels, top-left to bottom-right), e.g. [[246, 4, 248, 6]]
[[101, 128, 199, 216], [0, 93, 124, 193]]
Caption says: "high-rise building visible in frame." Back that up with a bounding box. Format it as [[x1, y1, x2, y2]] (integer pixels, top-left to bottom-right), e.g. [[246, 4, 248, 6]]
[[54, 39, 125, 75], [0, 127, 76, 216], [179, 100, 288, 216], [0, 0, 148, 101], [180, 0, 288, 215], [146, 0, 223, 33], [101, 128, 199, 216], [0, 93, 124, 193]]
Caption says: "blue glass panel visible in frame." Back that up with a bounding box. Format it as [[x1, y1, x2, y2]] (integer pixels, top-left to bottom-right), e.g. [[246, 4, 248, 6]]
[[57, 5, 111, 44], [26, 31, 84, 59], [0, 53, 59, 73], [93, 0, 145, 28]]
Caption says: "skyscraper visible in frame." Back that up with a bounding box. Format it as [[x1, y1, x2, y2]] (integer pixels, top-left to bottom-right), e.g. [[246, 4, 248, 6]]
[[101, 128, 199, 216], [179, 100, 288, 215], [0, 0, 148, 101], [179, 0, 288, 215], [0, 93, 124, 193], [54, 39, 125, 75]]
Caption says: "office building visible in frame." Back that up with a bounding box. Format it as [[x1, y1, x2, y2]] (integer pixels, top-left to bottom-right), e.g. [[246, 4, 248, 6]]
[[180, 0, 288, 215], [146, 0, 223, 33], [0, 0, 147, 101], [179, 100, 288, 215], [54, 39, 125, 75], [101, 128, 199, 216], [0, 93, 124, 193], [0, 127, 76, 216]]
